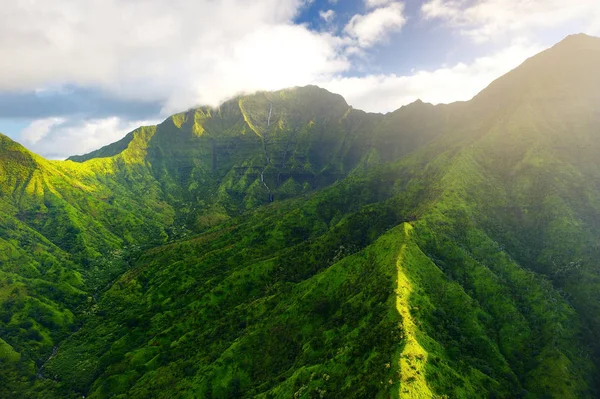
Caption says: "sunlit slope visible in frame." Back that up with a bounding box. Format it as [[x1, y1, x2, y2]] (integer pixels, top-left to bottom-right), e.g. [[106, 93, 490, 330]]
[[0, 133, 177, 398]]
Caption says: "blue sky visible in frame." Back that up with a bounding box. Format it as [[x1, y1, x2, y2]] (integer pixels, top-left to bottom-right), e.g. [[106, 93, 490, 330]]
[[0, 0, 598, 159], [295, 0, 465, 75]]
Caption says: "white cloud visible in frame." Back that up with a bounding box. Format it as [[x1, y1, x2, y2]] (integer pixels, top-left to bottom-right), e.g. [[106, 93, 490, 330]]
[[319, 9, 336, 23], [365, 0, 396, 9], [422, 0, 600, 42], [345, 2, 407, 47], [0, 0, 348, 114], [20, 117, 159, 160], [160, 26, 349, 113], [20, 117, 66, 144], [319, 40, 541, 112]]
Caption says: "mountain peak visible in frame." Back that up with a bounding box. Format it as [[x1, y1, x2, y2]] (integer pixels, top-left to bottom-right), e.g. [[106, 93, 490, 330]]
[[0, 131, 13, 143], [555, 33, 600, 47], [546, 33, 600, 57], [472, 32, 600, 111], [0, 132, 29, 153], [273, 84, 349, 108]]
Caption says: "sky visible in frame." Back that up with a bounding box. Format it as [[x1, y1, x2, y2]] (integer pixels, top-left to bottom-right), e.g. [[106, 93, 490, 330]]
[[0, 0, 598, 159]]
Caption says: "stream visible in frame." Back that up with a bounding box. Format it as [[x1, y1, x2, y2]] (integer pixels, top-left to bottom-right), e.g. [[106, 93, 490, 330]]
[[260, 103, 274, 202]]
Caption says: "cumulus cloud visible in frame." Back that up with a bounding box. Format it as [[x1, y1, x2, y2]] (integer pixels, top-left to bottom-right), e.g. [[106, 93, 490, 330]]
[[319, 9, 336, 23], [20, 117, 66, 145], [422, 0, 600, 42], [1, 0, 408, 158], [20, 117, 160, 160], [0, 0, 348, 114], [344, 2, 407, 47], [160, 25, 348, 113], [364, 0, 396, 9], [319, 40, 541, 112]]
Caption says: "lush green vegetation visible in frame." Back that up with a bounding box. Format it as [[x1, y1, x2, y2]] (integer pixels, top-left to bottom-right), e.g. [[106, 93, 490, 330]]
[[1, 33, 600, 398]]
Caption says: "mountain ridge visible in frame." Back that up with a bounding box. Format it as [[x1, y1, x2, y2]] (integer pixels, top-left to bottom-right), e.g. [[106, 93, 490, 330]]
[[64, 34, 600, 167]]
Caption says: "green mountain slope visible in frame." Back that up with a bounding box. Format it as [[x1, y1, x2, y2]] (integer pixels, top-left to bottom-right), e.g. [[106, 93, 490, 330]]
[[0, 84, 448, 397], [0, 132, 177, 397], [1, 33, 600, 398]]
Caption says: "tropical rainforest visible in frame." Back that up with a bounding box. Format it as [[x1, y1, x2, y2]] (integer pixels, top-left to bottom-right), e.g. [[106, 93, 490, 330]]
[[1, 34, 600, 398]]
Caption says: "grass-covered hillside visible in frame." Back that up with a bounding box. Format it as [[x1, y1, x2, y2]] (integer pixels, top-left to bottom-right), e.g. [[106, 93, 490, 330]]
[[1, 33, 600, 398]]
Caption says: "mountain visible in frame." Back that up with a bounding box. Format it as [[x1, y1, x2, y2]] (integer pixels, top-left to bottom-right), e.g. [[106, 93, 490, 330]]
[[67, 85, 450, 224], [1, 34, 600, 398], [0, 85, 450, 398]]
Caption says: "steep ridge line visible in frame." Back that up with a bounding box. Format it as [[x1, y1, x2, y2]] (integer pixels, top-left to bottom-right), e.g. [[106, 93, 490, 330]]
[[395, 223, 434, 398]]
